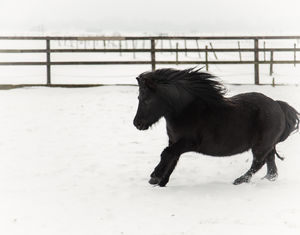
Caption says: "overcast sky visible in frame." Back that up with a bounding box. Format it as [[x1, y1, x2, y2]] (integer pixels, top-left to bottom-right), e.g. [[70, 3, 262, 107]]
[[1, 0, 300, 34]]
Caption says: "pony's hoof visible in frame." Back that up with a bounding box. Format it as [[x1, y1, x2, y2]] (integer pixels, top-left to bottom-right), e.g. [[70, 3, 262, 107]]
[[158, 179, 169, 187], [233, 176, 251, 185], [262, 172, 278, 181], [149, 177, 161, 185]]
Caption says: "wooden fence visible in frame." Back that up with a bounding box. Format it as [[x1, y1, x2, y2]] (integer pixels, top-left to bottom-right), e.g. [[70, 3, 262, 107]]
[[0, 36, 300, 86]]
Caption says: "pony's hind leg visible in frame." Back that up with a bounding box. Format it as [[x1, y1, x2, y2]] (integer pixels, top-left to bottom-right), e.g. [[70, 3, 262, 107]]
[[233, 159, 266, 185], [233, 148, 270, 185], [263, 149, 278, 181]]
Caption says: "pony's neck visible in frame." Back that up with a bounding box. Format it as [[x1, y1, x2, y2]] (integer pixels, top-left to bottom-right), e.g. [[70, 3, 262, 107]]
[[158, 82, 229, 120], [158, 85, 194, 118]]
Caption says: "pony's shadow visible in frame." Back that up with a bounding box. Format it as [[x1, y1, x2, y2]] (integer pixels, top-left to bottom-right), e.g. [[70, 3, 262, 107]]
[[164, 179, 279, 196], [167, 181, 234, 192]]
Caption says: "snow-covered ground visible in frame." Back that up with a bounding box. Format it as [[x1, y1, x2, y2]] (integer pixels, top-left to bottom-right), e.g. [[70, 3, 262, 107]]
[[0, 84, 299, 235]]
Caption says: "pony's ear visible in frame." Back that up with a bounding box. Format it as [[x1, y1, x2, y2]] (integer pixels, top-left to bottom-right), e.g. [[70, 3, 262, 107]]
[[136, 77, 141, 84], [144, 78, 157, 91]]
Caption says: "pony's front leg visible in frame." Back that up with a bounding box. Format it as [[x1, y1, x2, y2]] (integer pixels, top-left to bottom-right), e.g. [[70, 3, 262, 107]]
[[149, 139, 194, 187], [149, 147, 180, 186]]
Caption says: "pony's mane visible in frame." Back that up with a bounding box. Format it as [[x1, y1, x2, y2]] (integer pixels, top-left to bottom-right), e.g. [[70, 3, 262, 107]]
[[140, 68, 226, 107]]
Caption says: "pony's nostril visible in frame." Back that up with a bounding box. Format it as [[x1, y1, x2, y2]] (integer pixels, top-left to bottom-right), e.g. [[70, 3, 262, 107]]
[[134, 118, 147, 130], [133, 118, 141, 128]]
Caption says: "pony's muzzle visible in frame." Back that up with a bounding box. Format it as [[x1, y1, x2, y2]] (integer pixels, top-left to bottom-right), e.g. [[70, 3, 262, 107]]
[[133, 117, 149, 130]]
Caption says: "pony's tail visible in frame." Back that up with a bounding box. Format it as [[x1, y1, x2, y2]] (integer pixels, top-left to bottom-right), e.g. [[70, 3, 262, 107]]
[[274, 147, 284, 161], [276, 100, 300, 143]]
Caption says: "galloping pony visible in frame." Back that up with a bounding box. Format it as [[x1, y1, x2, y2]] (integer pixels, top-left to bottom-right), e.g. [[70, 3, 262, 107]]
[[133, 68, 299, 186]]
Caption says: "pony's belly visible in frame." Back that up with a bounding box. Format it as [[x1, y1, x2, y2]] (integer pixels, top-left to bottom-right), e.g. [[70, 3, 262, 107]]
[[197, 140, 251, 157], [199, 148, 250, 157]]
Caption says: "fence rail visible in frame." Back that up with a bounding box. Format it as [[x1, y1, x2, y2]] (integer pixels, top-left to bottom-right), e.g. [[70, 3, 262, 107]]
[[0, 35, 300, 85]]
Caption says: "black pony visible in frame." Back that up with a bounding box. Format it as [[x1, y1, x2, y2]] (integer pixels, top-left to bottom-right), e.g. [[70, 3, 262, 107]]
[[133, 68, 299, 186]]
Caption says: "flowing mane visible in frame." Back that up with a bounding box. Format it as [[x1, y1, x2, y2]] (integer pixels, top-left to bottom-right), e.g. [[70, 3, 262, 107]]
[[139, 68, 227, 108]]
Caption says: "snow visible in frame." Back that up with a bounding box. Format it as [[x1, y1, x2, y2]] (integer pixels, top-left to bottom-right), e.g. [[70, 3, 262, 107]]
[[0, 84, 299, 235]]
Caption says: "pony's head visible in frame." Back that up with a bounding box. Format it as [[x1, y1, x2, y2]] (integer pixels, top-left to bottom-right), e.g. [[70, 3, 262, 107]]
[[133, 68, 226, 130], [133, 71, 169, 130]]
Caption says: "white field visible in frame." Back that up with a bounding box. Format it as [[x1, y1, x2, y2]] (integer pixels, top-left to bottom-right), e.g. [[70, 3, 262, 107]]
[[0, 84, 299, 235]]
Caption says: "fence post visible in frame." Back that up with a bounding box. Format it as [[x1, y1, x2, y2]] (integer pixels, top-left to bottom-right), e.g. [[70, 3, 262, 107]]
[[254, 39, 259, 85], [294, 43, 297, 67], [209, 42, 218, 60], [263, 41, 266, 61], [119, 40, 122, 56], [270, 50, 274, 76], [205, 45, 209, 71], [169, 40, 173, 54], [132, 40, 136, 59], [238, 41, 242, 61], [196, 40, 201, 58], [46, 38, 51, 86], [176, 43, 179, 65], [151, 39, 156, 71]]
